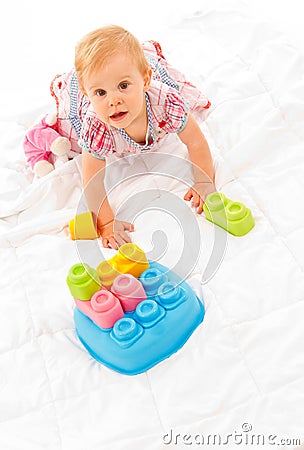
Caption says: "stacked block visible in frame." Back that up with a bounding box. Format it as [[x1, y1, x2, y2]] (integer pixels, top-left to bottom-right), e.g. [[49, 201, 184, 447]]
[[97, 243, 149, 289], [66, 243, 205, 375]]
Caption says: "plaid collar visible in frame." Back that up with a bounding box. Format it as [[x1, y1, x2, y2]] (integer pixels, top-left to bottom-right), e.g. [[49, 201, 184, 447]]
[[118, 93, 156, 151]]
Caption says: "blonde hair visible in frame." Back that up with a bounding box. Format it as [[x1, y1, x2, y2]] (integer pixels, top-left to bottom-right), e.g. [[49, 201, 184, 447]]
[[75, 25, 150, 93]]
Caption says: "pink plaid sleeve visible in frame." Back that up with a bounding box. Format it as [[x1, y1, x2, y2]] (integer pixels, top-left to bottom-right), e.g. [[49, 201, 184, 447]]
[[79, 114, 113, 159], [161, 90, 190, 134]]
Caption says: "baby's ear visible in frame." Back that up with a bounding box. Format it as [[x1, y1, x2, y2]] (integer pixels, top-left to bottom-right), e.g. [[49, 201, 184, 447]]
[[143, 67, 153, 92], [78, 81, 87, 96]]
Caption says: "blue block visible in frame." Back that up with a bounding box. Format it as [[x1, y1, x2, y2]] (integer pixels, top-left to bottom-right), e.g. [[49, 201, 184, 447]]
[[74, 261, 205, 375]]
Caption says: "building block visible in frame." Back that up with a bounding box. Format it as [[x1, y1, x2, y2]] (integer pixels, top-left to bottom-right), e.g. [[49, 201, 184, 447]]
[[95, 261, 121, 290], [66, 263, 101, 301], [68, 211, 98, 240], [74, 289, 124, 329], [203, 192, 255, 236], [97, 243, 149, 288], [133, 299, 166, 328], [111, 274, 146, 312], [73, 260, 205, 375]]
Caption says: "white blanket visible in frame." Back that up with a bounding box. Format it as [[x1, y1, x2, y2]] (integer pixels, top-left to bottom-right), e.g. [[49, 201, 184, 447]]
[[1, 2, 304, 449]]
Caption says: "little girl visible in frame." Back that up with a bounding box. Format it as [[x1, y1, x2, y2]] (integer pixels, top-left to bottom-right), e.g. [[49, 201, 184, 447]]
[[51, 25, 215, 249]]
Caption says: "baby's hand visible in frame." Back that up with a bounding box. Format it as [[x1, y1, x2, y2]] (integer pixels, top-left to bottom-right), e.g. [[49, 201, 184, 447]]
[[99, 219, 134, 249], [184, 182, 216, 214]]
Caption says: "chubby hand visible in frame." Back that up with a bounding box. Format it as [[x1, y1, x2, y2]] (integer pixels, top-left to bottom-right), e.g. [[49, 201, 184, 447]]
[[184, 181, 216, 214], [98, 219, 134, 249]]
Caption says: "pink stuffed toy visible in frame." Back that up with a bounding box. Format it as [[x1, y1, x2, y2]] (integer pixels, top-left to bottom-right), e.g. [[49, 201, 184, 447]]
[[23, 113, 71, 177]]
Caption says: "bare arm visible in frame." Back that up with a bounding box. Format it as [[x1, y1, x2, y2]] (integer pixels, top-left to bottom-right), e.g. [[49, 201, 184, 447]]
[[178, 113, 216, 214], [178, 113, 214, 183], [82, 150, 114, 227], [82, 151, 133, 248]]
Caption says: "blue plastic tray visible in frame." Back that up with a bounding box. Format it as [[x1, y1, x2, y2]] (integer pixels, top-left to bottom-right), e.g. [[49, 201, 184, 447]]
[[74, 261, 205, 375]]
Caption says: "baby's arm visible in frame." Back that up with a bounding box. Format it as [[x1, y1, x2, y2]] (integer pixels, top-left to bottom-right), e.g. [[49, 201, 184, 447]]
[[178, 113, 216, 214], [82, 151, 134, 249]]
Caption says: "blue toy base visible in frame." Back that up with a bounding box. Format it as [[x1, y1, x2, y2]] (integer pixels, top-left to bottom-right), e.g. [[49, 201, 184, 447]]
[[74, 261, 205, 375]]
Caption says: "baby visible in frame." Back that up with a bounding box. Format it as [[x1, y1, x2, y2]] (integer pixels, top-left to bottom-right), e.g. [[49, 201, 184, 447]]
[[53, 25, 215, 248]]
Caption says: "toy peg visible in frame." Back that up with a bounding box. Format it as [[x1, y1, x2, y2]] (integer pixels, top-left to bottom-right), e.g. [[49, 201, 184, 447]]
[[203, 192, 255, 236], [68, 212, 99, 240]]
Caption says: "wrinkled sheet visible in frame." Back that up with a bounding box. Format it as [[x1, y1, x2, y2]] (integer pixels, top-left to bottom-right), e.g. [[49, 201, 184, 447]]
[[1, 2, 304, 449]]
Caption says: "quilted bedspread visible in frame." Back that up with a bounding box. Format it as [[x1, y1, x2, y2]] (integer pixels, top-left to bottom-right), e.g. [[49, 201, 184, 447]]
[[1, 2, 304, 449]]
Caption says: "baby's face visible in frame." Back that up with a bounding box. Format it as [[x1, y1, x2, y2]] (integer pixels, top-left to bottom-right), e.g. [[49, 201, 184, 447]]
[[83, 53, 151, 132]]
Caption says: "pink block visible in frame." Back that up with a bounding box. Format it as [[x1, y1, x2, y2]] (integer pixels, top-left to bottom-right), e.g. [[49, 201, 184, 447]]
[[74, 289, 124, 329], [111, 274, 146, 312]]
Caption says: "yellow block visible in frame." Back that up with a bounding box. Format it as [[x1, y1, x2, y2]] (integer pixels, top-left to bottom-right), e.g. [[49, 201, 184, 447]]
[[97, 243, 149, 288], [69, 212, 99, 240]]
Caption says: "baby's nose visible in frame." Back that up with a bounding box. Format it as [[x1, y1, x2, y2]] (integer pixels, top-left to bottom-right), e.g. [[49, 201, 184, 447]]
[[109, 94, 122, 107]]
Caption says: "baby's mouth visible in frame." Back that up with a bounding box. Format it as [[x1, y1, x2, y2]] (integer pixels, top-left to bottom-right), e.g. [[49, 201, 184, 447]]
[[110, 111, 128, 122]]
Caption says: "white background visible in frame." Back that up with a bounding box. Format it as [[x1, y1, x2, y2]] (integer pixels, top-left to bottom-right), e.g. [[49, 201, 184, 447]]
[[0, 3, 304, 448], [0, 0, 303, 118]]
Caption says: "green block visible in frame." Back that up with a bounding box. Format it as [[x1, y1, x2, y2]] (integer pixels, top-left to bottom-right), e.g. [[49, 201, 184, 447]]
[[203, 192, 255, 236], [66, 263, 101, 300]]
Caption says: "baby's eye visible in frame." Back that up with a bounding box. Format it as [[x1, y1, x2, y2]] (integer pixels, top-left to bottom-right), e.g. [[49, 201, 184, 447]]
[[119, 82, 129, 90], [95, 89, 106, 97]]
